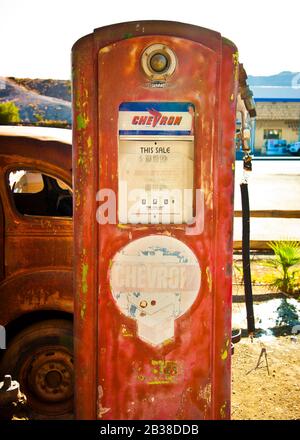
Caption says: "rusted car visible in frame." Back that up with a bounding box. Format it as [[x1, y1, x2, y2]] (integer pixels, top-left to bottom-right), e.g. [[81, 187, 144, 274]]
[[0, 126, 73, 419]]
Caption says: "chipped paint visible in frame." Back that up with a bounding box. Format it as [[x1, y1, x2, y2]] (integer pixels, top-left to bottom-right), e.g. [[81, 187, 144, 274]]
[[233, 51, 239, 81], [97, 385, 110, 418], [87, 135, 92, 149], [81, 262, 88, 295], [80, 303, 87, 320], [147, 360, 178, 385], [220, 401, 227, 419], [198, 382, 211, 403], [77, 113, 89, 130], [162, 338, 174, 346], [206, 266, 212, 292], [77, 133, 93, 174], [75, 189, 81, 208], [99, 46, 111, 54], [147, 380, 173, 385], [133, 359, 180, 385], [121, 324, 134, 338], [77, 148, 91, 173], [74, 71, 92, 191], [176, 387, 193, 419], [79, 250, 89, 320], [221, 338, 230, 361], [117, 223, 130, 229]]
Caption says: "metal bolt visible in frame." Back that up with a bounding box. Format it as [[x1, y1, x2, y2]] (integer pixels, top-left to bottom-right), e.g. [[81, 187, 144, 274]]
[[140, 300, 148, 308]]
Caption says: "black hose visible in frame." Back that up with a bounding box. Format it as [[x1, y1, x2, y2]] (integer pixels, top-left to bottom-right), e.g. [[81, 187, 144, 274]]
[[240, 182, 255, 335]]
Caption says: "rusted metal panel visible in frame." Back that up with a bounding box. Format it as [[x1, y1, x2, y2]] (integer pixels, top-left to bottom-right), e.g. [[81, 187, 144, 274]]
[[72, 34, 98, 419], [73, 21, 238, 420], [211, 39, 238, 420], [0, 133, 73, 325], [0, 135, 72, 175], [0, 270, 73, 325]]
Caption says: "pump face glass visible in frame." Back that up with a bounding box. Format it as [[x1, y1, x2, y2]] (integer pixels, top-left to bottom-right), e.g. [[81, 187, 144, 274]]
[[118, 102, 195, 224]]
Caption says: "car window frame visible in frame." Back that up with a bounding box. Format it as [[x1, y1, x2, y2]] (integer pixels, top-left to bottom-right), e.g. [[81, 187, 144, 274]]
[[5, 166, 73, 222]]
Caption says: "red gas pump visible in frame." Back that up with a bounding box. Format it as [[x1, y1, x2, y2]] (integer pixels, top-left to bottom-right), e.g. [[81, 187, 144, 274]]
[[72, 20, 240, 420]]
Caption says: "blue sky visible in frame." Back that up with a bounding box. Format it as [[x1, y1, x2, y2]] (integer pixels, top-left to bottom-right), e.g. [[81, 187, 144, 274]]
[[0, 0, 299, 79]]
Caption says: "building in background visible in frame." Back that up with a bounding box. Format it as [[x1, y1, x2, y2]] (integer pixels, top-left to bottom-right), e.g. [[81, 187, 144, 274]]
[[252, 85, 300, 154]]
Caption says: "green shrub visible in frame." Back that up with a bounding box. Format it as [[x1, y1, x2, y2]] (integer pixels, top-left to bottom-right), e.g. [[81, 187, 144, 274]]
[[33, 112, 43, 122], [0, 101, 21, 124], [276, 299, 299, 326], [33, 120, 70, 128], [267, 240, 300, 294]]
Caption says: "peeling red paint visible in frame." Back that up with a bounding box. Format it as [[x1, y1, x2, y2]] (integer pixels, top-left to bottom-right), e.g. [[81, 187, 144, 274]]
[[73, 21, 237, 420]]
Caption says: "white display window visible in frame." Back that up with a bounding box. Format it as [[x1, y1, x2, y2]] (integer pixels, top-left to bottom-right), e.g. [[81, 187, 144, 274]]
[[118, 102, 195, 224]]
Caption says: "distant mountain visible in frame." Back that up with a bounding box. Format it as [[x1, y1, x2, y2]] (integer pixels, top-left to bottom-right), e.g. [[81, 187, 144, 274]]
[[248, 71, 299, 87], [1, 72, 299, 127], [9, 77, 71, 102], [0, 77, 71, 125]]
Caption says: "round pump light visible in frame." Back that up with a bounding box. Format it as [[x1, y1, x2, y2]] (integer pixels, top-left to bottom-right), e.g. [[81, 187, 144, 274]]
[[141, 44, 177, 79], [149, 52, 169, 73]]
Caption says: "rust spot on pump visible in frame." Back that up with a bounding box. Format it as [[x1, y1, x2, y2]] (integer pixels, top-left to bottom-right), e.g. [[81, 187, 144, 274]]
[[233, 52, 239, 81], [206, 266, 212, 293], [79, 251, 89, 320], [220, 401, 228, 419], [121, 324, 134, 338], [97, 385, 110, 418], [77, 113, 89, 130], [221, 338, 230, 361]]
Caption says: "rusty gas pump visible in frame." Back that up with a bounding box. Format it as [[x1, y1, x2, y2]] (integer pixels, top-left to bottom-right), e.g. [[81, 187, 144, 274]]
[[72, 20, 249, 420]]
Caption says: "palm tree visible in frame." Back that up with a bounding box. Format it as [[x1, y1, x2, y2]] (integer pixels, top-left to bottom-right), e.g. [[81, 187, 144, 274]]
[[267, 240, 300, 294]]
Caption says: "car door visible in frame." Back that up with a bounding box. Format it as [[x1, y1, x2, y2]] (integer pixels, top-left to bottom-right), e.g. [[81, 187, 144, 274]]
[[4, 167, 72, 278]]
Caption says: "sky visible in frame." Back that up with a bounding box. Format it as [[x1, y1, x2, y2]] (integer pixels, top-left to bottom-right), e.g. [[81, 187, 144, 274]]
[[0, 0, 299, 79]]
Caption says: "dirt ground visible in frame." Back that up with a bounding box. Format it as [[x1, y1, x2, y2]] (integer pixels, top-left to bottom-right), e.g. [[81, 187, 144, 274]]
[[231, 336, 300, 420], [231, 255, 300, 420]]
